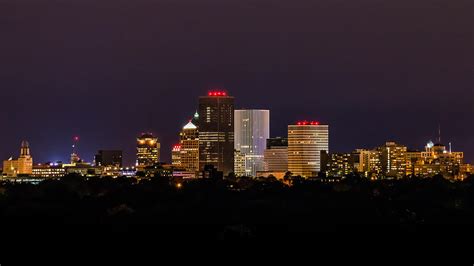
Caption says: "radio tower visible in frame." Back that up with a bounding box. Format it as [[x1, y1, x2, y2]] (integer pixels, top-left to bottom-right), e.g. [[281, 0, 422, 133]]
[[438, 124, 442, 144], [70, 136, 81, 164]]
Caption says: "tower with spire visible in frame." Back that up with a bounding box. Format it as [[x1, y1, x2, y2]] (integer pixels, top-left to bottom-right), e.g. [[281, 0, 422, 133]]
[[18, 141, 33, 175], [2, 141, 33, 177], [192, 111, 199, 127]]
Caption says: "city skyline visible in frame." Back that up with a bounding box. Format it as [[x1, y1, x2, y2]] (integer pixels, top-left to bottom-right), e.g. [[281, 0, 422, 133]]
[[1, 0, 473, 243], [1, 107, 471, 168], [1, 0, 472, 166], [4, 122, 472, 180], [2, 87, 471, 166]]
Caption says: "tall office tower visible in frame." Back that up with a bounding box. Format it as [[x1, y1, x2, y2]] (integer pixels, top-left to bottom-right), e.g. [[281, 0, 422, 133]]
[[234, 109, 270, 177], [264, 137, 288, 172], [288, 121, 329, 177], [378, 141, 407, 178], [198, 90, 235, 175], [95, 150, 123, 167], [136, 133, 160, 168], [2, 141, 33, 177], [171, 144, 182, 167], [179, 121, 199, 173]]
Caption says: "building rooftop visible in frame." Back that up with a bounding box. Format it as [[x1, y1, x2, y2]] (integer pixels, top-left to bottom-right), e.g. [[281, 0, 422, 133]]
[[138, 133, 155, 139], [183, 121, 197, 130]]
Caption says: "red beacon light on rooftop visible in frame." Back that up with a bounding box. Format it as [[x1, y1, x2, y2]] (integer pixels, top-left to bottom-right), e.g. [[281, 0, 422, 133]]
[[296, 121, 320, 126], [208, 90, 227, 97]]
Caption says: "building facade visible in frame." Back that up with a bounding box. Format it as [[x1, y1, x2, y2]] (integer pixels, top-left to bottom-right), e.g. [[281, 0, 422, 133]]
[[2, 141, 33, 177], [95, 150, 123, 167], [354, 140, 470, 179], [234, 109, 270, 177], [413, 141, 466, 178], [234, 150, 246, 177], [354, 149, 383, 178], [321, 151, 355, 177], [172, 144, 182, 167], [32, 164, 66, 178], [379, 141, 408, 178], [198, 91, 235, 175], [179, 121, 200, 175], [288, 121, 329, 177], [136, 133, 160, 169], [263, 137, 288, 173]]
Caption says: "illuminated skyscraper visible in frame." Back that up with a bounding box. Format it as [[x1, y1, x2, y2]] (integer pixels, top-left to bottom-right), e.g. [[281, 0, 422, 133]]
[[136, 133, 160, 168], [288, 121, 329, 177], [234, 109, 270, 176], [179, 120, 199, 174], [198, 91, 235, 175], [379, 141, 407, 178]]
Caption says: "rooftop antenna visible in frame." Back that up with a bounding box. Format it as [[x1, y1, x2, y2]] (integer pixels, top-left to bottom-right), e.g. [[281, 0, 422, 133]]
[[438, 124, 441, 144], [72, 136, 79, 154], [71, 136, 80, 164]]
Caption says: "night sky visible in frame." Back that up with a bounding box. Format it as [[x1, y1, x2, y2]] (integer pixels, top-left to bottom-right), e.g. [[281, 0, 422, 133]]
[[1, 0, 472, 166]]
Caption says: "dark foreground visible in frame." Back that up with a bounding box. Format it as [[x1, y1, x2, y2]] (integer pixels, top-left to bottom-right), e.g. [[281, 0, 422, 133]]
[[1, 174, 474, 244]]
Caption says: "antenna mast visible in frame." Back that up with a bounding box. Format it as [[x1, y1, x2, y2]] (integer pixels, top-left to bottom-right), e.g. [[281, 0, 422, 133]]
[[438, 124, 441, 143]]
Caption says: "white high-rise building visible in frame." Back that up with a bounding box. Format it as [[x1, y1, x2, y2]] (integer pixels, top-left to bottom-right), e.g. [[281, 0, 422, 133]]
[[234, 109, 270, 176], [288, 121, 329, 177]]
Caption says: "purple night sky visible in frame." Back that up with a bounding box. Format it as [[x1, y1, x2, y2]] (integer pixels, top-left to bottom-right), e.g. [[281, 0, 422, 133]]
[[0, 0, 472, 165]]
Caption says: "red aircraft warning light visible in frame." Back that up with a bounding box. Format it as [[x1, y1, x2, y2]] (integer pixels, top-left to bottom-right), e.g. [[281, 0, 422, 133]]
[[296, 121, 320, 126], [208, 90, 227, 97]]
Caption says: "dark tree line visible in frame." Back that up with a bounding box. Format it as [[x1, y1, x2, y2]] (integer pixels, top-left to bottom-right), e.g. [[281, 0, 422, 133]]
[[1, 173, 474, 239]]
